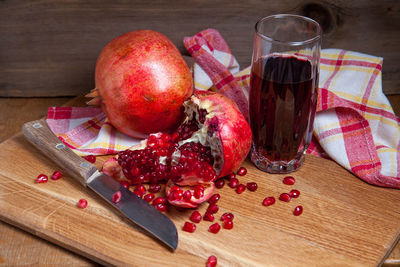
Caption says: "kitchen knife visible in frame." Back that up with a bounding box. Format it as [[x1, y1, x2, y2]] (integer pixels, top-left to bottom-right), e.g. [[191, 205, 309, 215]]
[[22, 119, 178, 250]]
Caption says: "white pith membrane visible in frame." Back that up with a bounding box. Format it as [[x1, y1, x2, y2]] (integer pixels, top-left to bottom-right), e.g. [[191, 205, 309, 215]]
[[171, 95, 224, 179]]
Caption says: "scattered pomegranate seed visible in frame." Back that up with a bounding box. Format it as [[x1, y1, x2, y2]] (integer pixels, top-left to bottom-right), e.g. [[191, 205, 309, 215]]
[[206, 255, 217, 267], [50, 171, 62, 180], [279, 193, 291, 202], [35, 174, 48, 183], [237, 166, 247, 176], [208, 223, 221, 234], [207, 204, 219, 214], [220, 212, 234, 221], [208, 193, 220, 204], [293, 205, 303, 216], [154, 203, 167, 212], [236, 184, 246, 194], [153, 197, 167, 205], [290, 189, 300, 198], [148, 183, 161, 193], [77, 198, 88, 209], [262, 196, 276, 206], [189, 210, 202, 223], [283, 176, 295, 185], [120, 181, 130, 188], [83, 155, 96, 163], [246, 182, 258, 192], [203, 212, 215, 222], [222, 219, 234, 230], [214, 178, 225, 189], [228, 178, 239, 188], [112, 191, 122, 203], [228, 172, 236, 180], [182, 221, 196, 233], [143, 193, 155, 203]]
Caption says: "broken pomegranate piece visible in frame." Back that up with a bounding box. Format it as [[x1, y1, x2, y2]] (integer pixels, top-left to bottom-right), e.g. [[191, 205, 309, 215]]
[[102, 91, 252, 208]]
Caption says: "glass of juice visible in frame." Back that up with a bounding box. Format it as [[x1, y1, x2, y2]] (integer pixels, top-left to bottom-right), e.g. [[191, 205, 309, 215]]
[[249, 14, 322, 173]]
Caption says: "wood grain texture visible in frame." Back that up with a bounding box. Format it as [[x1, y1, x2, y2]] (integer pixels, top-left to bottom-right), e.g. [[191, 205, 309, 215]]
[[0, 97, 399, 266], [0, 97, 96, 266], [0, 136, 399, 266], [1, 0, 399, 97]]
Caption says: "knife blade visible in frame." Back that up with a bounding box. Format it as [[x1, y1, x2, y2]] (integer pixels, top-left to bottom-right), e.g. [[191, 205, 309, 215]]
[[22, 119, 178, 250]]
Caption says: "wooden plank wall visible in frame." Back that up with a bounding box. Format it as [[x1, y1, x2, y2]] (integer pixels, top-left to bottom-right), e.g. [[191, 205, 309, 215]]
[[1, 0, 399, 97]]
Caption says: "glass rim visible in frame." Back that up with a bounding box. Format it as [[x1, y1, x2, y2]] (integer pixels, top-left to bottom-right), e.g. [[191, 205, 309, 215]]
[[255, 14, 322, 46]]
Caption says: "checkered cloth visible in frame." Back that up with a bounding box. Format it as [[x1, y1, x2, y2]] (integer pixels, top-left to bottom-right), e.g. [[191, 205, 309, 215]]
[[47, 29, 400, 188]]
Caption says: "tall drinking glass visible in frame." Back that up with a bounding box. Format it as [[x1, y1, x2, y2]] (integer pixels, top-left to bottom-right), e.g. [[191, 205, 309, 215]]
[[249, 14, 322, 174]]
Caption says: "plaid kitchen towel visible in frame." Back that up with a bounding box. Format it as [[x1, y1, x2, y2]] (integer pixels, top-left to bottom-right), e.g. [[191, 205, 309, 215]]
[[47, 29, 400, 188]]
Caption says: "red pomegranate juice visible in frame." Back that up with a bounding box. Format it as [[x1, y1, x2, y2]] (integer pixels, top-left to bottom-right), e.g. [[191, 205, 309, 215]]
[[249, 54, 317, 172]]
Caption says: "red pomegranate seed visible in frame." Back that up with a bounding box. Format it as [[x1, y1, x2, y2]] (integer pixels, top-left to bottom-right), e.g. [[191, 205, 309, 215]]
[[35, 174, 48, 183], [208, 223, 221, 234], [189, 210, 202, 223], [262, 196, 276, 206], [203, 212, 215, 222], [148, 183, 161, 193], [183, 190, 192, 201], [283, 176, 295, 185], [154, 203, 167, 212], [169, 186, 184, 201], [228, 178, 239, 188], [207, 204, 219, 214], [220, 212, 234, 221], [279, 193, 291, 202], [214, 178, 225, 189], [83, 155, 96, 163], [237, 166, 247, 176], [143, 193, 155, 203], [120, 181, 130, 188], [228, 172, 236, 180], [290, 189, 300, 198], [293, 205, 303, 216], [112, 191, 122, 203], [206, 255, 217, 267], [153, 197, 167, 205], [50, 171, 62, 180], [222, 219, 234, 229], [246, 182, 258, 192], [193, 185, 205, 199], [236, 184, 246, 194], [182, 221, 196, 233], [208, 193, 220, 204], [77, 198, 88, 209], [134, 184, 146, 196]]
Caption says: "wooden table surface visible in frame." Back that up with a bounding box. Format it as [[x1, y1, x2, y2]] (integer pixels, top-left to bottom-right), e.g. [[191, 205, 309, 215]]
[[1, 1, 400, 266]]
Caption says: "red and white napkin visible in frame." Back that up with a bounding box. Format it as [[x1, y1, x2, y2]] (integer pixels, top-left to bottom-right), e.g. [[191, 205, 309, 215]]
[[47, 29, 400, 188]]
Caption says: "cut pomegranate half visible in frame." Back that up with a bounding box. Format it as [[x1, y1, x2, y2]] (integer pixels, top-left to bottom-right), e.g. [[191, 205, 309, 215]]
[[102, 91, 252, 208]]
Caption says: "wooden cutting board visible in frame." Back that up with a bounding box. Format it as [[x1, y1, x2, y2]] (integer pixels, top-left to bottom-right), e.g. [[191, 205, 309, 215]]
[[0, 123, 399, 266]]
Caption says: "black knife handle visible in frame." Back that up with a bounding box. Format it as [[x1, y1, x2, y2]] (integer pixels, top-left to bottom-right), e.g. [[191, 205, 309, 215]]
[[22, 119, 98, 186]]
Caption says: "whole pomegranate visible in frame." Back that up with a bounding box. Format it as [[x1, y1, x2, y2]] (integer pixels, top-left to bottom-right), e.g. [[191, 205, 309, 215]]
[[92, 30, 193, 138], [102, 91, 252, 208]]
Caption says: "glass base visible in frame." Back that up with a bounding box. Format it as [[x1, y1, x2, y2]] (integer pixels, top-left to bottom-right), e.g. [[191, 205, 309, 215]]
[[250, 148, 305, 174]]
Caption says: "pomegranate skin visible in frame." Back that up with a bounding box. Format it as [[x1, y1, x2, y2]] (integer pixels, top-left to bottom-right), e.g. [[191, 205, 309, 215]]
[[95, 30, 193, 138], [194, 91, 252, 178]]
